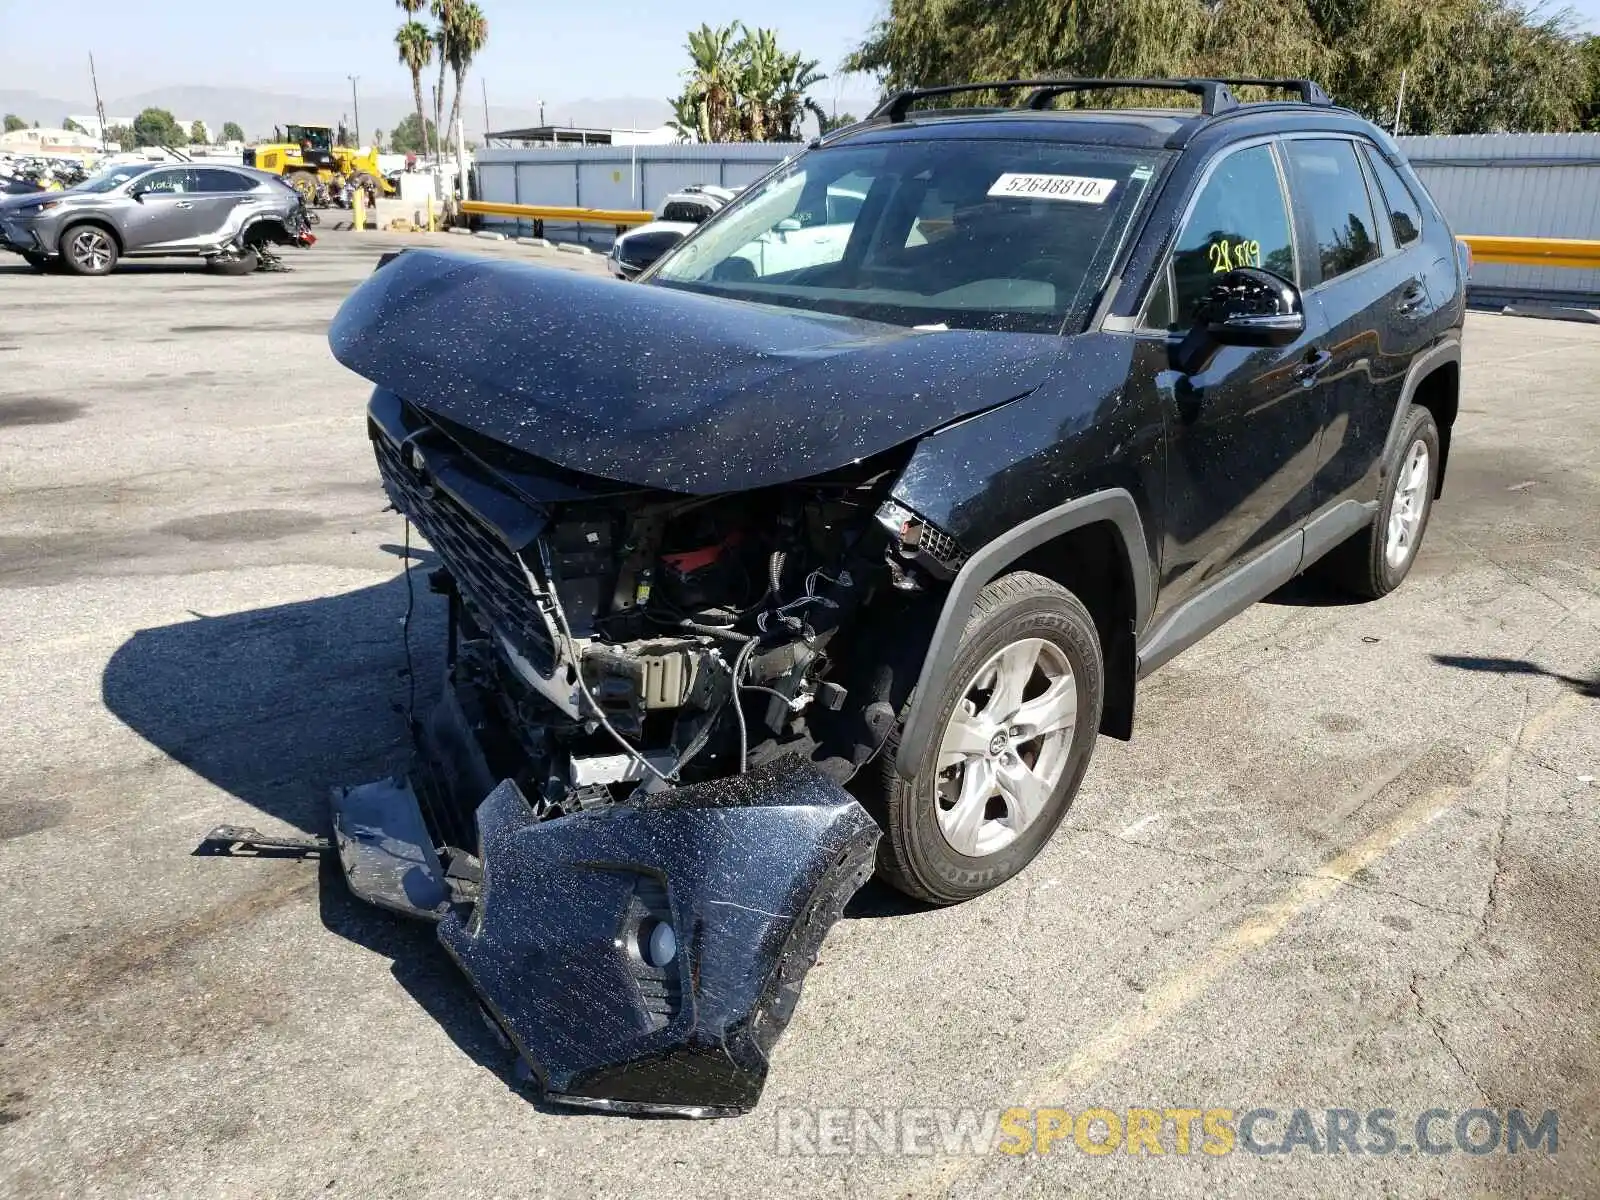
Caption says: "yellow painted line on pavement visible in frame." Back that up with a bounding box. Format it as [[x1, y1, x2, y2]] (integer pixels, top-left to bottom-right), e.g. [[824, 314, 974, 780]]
[[882, 688, 1587, 1197]]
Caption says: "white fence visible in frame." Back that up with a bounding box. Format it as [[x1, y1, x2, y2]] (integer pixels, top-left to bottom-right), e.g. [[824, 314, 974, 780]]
[[1398, 133, 1600, 302], [474, 143, 795, 244]]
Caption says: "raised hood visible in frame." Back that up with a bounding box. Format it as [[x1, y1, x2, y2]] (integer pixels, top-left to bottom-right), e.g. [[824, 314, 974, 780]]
[[329, 249, 1064, 495]]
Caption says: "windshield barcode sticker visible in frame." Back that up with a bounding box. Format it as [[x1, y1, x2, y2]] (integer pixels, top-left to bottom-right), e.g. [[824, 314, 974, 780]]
[[988, 174, 1118, 204]]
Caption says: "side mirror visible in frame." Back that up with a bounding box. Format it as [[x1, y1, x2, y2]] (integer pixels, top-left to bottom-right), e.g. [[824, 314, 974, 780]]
[[128, 187, 146, 202], [1175, 267, 1304, 375], [774, 217, 802, 234]]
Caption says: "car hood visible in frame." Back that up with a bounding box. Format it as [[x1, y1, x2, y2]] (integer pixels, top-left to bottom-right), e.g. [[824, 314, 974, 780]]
[[328, 249, 1064, 494]]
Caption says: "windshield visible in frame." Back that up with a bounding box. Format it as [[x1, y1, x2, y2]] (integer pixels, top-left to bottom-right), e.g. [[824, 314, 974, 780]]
[[651, 138, 1165, 333], [69, 165, 152, 194], [287, 125, 333, 151]]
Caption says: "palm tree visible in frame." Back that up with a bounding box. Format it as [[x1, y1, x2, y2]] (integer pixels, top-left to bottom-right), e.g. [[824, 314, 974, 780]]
[[681, 23, 742, 142], [771, 50, 828, 140], [429, 0, 459, 159], [442, 2, 488, 145], [394, 4, 433, 162]]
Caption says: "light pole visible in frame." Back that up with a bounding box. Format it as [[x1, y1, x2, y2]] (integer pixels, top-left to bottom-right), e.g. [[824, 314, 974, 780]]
[[348, 74, 362, 148]]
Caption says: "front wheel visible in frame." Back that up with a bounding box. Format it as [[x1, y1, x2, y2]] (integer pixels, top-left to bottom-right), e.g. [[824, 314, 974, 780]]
[[876, 571, 1104, 905], [59, 225, 118, 275]]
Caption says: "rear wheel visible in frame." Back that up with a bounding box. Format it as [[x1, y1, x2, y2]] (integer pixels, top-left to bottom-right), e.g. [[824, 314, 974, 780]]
[[59, 225, 118, 275], [1317, 406, 1440, 599], [876, 571, 1104, 905]]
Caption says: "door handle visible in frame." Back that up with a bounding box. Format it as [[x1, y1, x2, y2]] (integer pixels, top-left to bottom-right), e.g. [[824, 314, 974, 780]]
[[1396, 283, 1426, 315], [174, 200, 194, 209], [1294, 349, 1333, 385]]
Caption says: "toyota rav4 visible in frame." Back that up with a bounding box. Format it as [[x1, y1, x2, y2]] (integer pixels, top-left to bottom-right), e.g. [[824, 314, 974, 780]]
[[320, 77, 1466, 1116]]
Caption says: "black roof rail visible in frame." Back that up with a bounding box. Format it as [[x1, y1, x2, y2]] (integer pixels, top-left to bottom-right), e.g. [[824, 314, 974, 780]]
[[1205, 77, 1333, 106], [868, 76, 1334, 124], [871, 78, 1239, 123]]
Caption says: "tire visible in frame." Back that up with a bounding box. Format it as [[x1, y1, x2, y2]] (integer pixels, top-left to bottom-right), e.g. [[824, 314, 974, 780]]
[[59, 224, 118, 275], [22, 252, 50, 272], [208, 250, 259, 276], [285, 170, 319, 205], [875, 571, 1104, 905], [1316, 406, 1441, 600]]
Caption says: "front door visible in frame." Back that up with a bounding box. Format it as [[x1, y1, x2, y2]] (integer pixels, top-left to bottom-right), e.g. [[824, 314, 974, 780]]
[[124, 169, 205, 250], [1130, 140, 1329, 622]]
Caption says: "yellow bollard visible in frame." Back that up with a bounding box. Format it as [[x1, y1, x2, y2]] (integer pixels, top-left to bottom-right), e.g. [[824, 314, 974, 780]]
[[426, 194, 436, 233], [353, 186, 367, 232]]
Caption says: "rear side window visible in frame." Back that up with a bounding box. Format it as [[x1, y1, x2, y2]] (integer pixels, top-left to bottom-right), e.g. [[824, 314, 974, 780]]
[[1148, 144, 1295, 331], [1361, 147, 1424, 248], [195, 170, 255, 193], [1284, 140, 1381, 285], [138, 169, 193, 194]]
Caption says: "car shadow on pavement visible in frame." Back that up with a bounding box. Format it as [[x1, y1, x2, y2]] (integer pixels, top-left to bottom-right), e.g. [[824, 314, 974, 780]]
[[98, 566, 535, 1087], [1431, 654, 1600, 698]]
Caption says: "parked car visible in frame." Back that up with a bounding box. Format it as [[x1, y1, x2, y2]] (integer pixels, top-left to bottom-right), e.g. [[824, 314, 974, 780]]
[[324, 76, 1465, 1115], [606, 184, 736, 279], [0, 161, 314, 275]]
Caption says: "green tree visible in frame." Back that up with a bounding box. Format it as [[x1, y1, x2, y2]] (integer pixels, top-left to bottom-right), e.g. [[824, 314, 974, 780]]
[[105, 124, 135, 150], [1574, 33, 1600, 130], [820, 111, 859, 135], [395, 4, 435, 158], [2, 114, 26, 133], [132, 107, 187, 146], [62, 116, 88, 134], [221, 121, 245, 142], [846, 0, 1586, 133], [189, 119, 209, 143], [372, 127, 386, 150], [390, 111, 438, 153]]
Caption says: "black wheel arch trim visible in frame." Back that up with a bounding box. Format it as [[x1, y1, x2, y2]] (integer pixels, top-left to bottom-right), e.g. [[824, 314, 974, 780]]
[[1381, 338, 1461, 485], [893, 488, 1153, 781]]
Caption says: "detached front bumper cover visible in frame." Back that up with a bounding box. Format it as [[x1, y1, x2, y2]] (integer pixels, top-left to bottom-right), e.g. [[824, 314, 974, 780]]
[[332, 757, 879, 1117]]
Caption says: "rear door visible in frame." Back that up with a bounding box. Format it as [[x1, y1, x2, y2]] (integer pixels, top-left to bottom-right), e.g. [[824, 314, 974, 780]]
[[1133, 139, 1329, 621], [188, 168, 258, 243], [1281, 137, 1428, 509]]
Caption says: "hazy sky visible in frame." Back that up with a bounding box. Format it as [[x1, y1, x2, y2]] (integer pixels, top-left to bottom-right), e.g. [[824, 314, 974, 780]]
[[3, 0, 1598, 105], [0, 0, 885, 104]]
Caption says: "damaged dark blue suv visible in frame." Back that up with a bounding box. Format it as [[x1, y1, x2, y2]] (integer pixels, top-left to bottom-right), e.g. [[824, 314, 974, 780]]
[[323, 77, 1466, 1116]]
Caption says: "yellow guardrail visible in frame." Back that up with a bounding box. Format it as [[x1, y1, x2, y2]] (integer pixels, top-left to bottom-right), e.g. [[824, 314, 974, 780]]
[[460, 200, 655, 227], [1458, 235, 1600, 270]]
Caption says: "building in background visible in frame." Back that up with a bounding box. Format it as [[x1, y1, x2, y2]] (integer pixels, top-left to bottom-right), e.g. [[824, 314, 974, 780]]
[[482, 124, 679, 149], [0, 126, 102, 156]]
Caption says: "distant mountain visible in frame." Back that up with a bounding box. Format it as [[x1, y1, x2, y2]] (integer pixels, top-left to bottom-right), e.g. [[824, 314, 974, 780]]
[[0, 86, 676, 141]]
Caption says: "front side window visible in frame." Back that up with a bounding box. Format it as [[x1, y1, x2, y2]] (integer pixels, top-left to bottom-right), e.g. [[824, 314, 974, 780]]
[[1361, 147, 1424, 248], [652, 139, 1165, 333], [138, 169, 193, 195], [1284, 139, 1381, 285], [1148, 144, 1295, 331]]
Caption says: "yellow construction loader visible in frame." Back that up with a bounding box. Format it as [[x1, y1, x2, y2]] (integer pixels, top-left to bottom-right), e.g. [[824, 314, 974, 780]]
[[243, 124, 393, 206]]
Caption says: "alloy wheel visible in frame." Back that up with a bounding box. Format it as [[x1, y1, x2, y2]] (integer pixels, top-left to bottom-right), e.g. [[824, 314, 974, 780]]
[[1385, 439, 1431, 569], [933, 637, 1078, 857], [70, 229, 112, 272]]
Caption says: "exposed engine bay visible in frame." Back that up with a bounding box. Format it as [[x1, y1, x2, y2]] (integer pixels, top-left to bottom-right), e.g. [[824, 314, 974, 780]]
[[374, 389, 963, 837]]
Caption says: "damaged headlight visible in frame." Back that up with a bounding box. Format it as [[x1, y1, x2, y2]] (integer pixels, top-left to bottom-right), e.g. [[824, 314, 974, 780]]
[[876, 499, 965, 588]]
